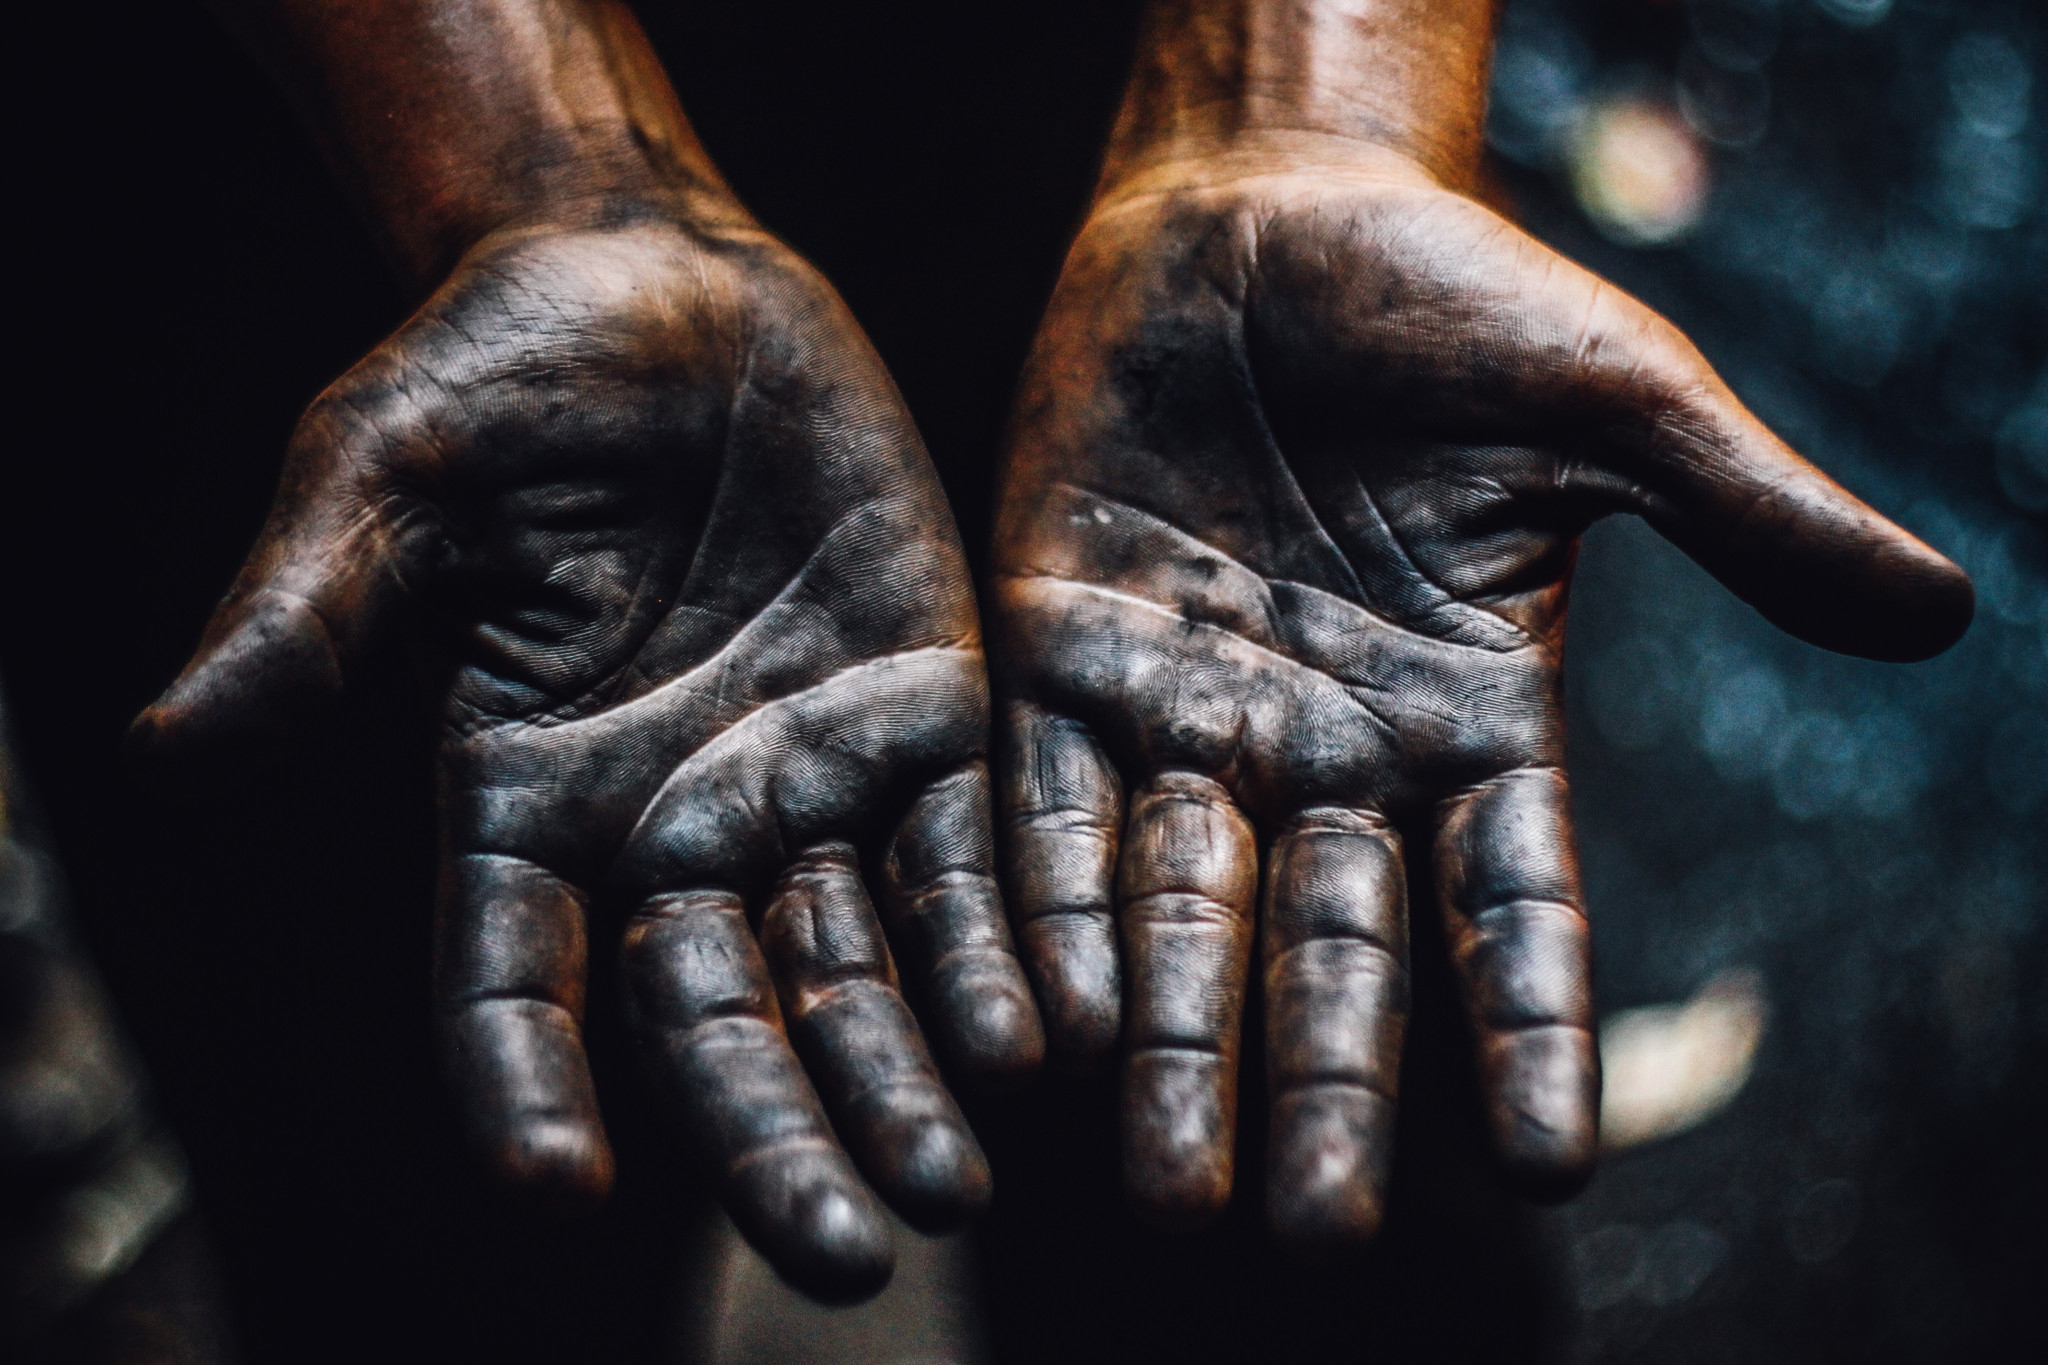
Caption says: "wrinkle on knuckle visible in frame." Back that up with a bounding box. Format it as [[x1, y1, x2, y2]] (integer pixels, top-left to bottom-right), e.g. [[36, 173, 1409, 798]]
[[723, 1132, 840, 1178], [1266, 931, 1406, 985], [1454, 902, 1593, 1029], [1123, 890, 1248, 929], [929, 940, 1026, 982], [1009, 806, 1117, 839], [1272, 1069, 1399, 1108]]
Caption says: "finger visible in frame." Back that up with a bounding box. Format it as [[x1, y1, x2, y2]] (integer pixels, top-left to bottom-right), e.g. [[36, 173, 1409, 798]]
[[1117, 771, 1257, 1229], [878, 762, 1044, 1087], [1262, 809, 1408, 1253], [1433, 766, 1596, 1197], [435, 853, 613, 1206], [1538, 268, 1972, 660], [621, 888, 893, 1302], [998, 701, 1123, 1068], [130, 404, 408, 764], [762, 843, 992, 1233]]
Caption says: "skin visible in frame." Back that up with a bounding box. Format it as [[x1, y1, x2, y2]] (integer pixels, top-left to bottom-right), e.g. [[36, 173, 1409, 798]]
[[992, 0, 1974, 1252], [133, 0, 1042, 1301]]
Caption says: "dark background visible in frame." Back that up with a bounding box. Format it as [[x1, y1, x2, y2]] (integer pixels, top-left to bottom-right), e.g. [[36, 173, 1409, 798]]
[[9, 1, 2043, 1361]]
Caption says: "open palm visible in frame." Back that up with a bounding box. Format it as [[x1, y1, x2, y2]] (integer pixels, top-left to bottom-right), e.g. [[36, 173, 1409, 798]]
[[139, 217, 1042, 1298], [992, 145, 1970, 1250]]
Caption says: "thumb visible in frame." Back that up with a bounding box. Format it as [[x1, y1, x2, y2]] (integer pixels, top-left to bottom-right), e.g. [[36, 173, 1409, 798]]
[[132, 410, 409, 767], [1562, 296, 1972, 662]]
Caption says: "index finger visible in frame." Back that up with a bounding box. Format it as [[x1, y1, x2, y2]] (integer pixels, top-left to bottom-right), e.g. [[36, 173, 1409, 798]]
[[621, 888, 895, 1302]]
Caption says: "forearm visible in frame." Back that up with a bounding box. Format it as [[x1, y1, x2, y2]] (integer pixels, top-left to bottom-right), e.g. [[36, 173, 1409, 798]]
[[1102, 0, 1500, 191], [206, 0, 741, 289]]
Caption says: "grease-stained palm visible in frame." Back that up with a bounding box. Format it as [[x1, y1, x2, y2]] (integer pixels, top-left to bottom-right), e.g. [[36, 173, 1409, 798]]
[[136, 218, 1042, 1299], [992, 145, 1971, 1250]]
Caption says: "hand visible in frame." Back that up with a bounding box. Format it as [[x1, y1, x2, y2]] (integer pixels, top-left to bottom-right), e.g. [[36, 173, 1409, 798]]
[[991, 131, 1970, 1250], [135, 215, 1042, 1298]]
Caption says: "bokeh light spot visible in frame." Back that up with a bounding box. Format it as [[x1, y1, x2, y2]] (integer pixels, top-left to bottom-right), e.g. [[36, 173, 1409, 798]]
[[1569, 96, 1711, 246], [1600, 968, 1767, 1153]]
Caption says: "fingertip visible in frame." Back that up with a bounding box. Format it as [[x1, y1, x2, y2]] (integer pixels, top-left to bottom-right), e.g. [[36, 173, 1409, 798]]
[[1265, 1086, 1394, 1257], [1482, 1027, 1599, 1202], [483, 1116, 617, 1213], [1496, 1095, 1599, 1202], [743, 1163, 898, 1304], [125, 700, 173, 763], [931, 950, 1046, 1090], [127, 688, 210, 772], [129, 592, 347, 771], [1667, 461, 1979, 663], [1121, 1051, 1235, 1232], [1754, 528, 1975, 663], [1501, 1142, 1597, 1205], [792, 1186, 897, 1304], [883, 1118, 994, 1234], [1044, 998, 1121, 1076], [1018, 916, 1122, 1073], [441, 994, 611, 1215], [1126, 1165, 1234, 1234], [1865, 546, 1974, 663]]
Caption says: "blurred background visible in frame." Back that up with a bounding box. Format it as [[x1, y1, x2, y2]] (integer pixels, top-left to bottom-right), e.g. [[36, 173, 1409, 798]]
[[1486, 2, 2047, 1359], [7, 0, 2042, 1361]]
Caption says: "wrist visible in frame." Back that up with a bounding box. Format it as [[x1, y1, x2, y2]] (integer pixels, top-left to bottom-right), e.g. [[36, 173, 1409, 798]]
[[216, 0, 746, 290], [1099, 0, 1500, 195], [406, 131, 745, 278], [1090, 128, 1446, 213]]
